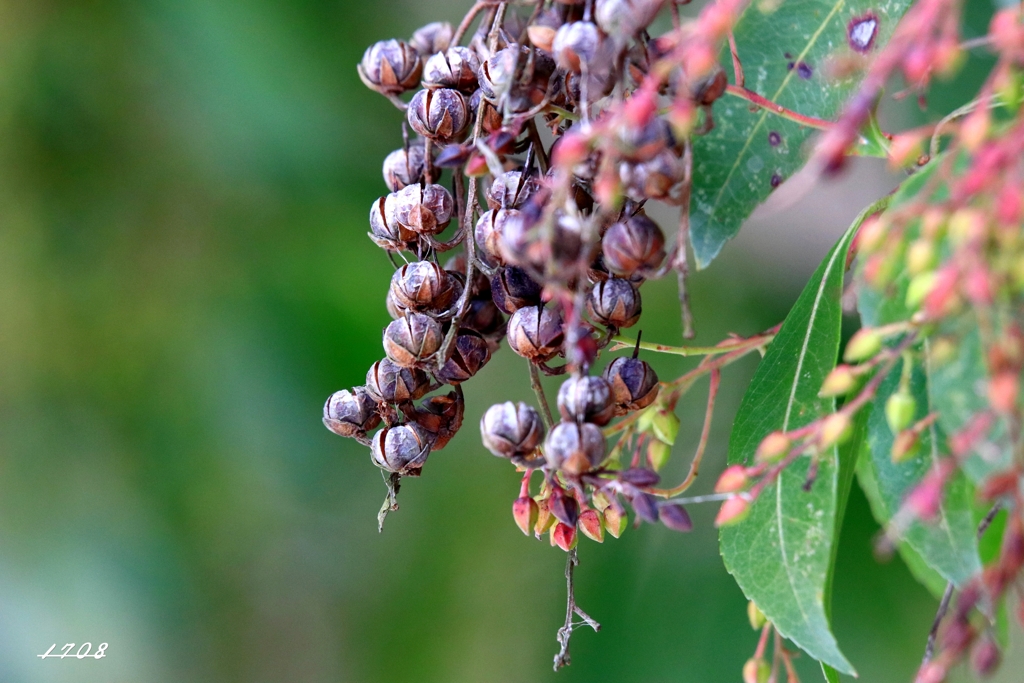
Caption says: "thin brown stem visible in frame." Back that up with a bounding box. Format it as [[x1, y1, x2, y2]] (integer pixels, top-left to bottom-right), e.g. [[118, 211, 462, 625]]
[[553, 549, 600, 671], [675, 138, 695, 339], [530, 361, 555, 429], [650, 368, 720, 497]]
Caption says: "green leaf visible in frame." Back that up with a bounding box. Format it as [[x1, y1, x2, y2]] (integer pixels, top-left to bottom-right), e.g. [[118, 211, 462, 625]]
[[860, 357, 981, 586], [720, 222, 860, 675], [690, 0, 912, 267]]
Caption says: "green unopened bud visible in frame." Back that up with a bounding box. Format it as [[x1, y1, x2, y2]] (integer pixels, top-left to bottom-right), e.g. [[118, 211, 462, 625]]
[[650, 409, 680, 445], [513, 496, 539, 536], [906, 271, 937, 310], [885, 391, 916, 434], [747, 601, 767, 630], [891, 430, 921, 463], [591, 489, 612, 512], [844, 328, 883, 362], [743, 658, 771, 683], [578, 509, 605, 543], [907, 239, 937, 275], [715, 496, 750, 527], [647, 439, 671, 471], [819, 365, 857, 397], [819, 412, 853, 447], [603, 506, 628, 538], [637, 406, 656, 432], [755, 431, 791, 463]]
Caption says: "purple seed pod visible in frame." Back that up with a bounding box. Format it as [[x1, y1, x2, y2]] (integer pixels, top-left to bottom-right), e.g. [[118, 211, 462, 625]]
[[507, 304, 565, 362], [620, 149, 685, 202], [630, 491, 660, 523], [382, 144, 427, 192], [365, 359, 430, 403], [323, 387, 382, 438], [475, 208, 522, 265], [390, 261, 457, 312], [602, 214, 666, 277], [358, 39, 423, 95], [587, 278, 642, 328], [393, 183, 455, 236], [618, 467, 661, 488], [603, 356, 660, 412], [437, 332, 491, 384], [410, 21, 453, 57], [383, 312, 444, 367], [407, 88, 469, 142], [544, 421, 606, 475], [480, 401, 545, 458], [462, 298, 506, 351], [369, 193, 416, 250], [552, 21, 602, 72], [477, 45, 523, 102], [491, 265, 543, 314], [549, 490, 580, 527], [422, 47, 480, 92], [557, 374, 615, 426], [659, 503, 693, 532], [370, 423, 433, 474]]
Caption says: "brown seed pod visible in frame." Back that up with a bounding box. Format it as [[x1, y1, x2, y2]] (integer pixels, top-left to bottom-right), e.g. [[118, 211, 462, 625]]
[[544, 421, 606, 475], [552, 21, 601, 72], [602, 214, 666, 277], [437, 332, 491, 384], [370, 423, 433, 474], [382, 144, 427, 192], [692, 68, 728, 106], [486, 170, 543, 210], [390, 261, 457, 312], [490, 265, 543, 314], [477, 45, 523, 102], [616, 117, 673, 163], [422, 47, 480, 92], [383, 312, 444, 367], [507, 305, 565, 362], [369, 193, 415, 251], [603, 356, 659, 412], [587, 277, 642, 328], [469, 89, 503, 134], [480, 401, 545, 458], [393, 183, 455, 236], [358, 39, 423, 95], [557, 374, 615, 426], [385, 289, 410, 320], [594, 0, 662, 40], [323, 387, 382, 438], [365, 359, 430, 403], [410, 21, 453, 57], [411, 389, 465, 450], [461, 298, 506, 351], [620, 149, 685, 202], [475, 208, 521, 265], [407, 88, 469, 142]]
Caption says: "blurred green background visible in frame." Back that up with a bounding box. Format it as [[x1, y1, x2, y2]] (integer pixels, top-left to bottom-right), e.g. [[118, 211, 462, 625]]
[[0, 1, 1018, 681]]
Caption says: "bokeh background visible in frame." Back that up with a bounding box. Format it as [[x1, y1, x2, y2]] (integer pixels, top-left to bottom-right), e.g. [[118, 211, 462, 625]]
[[0, 0, 1019, 681]]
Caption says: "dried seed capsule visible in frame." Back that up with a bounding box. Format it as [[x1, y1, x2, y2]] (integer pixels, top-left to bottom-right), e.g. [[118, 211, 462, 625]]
[[382, 144, 427, 192], [587, 278, 641, 328], [617, 117, 673, 163], [369, 193, 415, 250], [620, 150, 685, 202], [487, 170, 542, 210], [385, 289, 410, 319], [437, 332, 491, 384], [594, 0, 662, 40], [358, 39, 423, 95], [390, 261, 456, 312], [411, 390, 464, 450], [407, 88, 469, 142], [477, 45, 522, 102], [507, 305, 565, 362], [557, 375, 615, 426], [693, 69, 728, 106], [552, 21, 601, 72], [410, 21, 453, 57], [383, 312, 444, 367], [491, 265, 542, 314], [393, 183, 454, 236], [323, 387, 382, 438], [422, 47, 480, 92], [603, 356, 659, 411], [544, 421, 606, 475], [602, 214, 666, 277], [370, 423, 433, 473], [475, 208, 521, 264], [463, 299, 506, 352], [365, 359, 430, 403], [480, 401, 545, 457]]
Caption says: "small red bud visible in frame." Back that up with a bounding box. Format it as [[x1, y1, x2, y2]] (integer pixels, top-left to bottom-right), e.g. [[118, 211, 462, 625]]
[[906, 474, 943, 521], [971, 638, 1001, 677], [915, 661, 946, 683], [756, 431, 791, 462], [513, 496, 540, 536], [715, 496, 751, 527], [980, 471, 1020, 500], [714, 465, 750, 493], [552, 133, 590, 168], [552, 522, 578, 552], [989, 372, 1019, 414], [578, 508, 605, 543], [624, 88, 657, 129]]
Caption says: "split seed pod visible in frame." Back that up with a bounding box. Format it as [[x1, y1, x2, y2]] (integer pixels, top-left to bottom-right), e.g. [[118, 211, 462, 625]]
[[557, 374, 615, 426], [323, 387, 382, 438], [390, 261, 457, 312], [382, 144, 427, 192], [544, 421, 606, 475], [383, 313, 444, 367], [587, 278, 642, 328], [602, 214, 666, 277], [507, 305, 565, 362], [407, 88, 469, 142], [370, 423, 433, 474], [422, 47, 480, 92], [480, 401, 546, 458], [603, 356, 659, 412], [358, 39, 422, 95], [365, 359, 430, 403], [393, 183, 455, 236], [437, 332, 491, 384]]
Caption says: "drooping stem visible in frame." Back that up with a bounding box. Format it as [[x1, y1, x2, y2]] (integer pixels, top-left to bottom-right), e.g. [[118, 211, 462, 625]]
[[650, 368, 720, 497]]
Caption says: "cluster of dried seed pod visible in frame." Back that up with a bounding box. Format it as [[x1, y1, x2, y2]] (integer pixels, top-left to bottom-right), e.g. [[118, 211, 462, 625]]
[[329, 0, 724, 541]]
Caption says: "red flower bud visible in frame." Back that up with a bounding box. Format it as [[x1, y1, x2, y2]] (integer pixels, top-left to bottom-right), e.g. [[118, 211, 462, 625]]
[[714, 465, 749, 493], [513, 496, 540, 536]]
